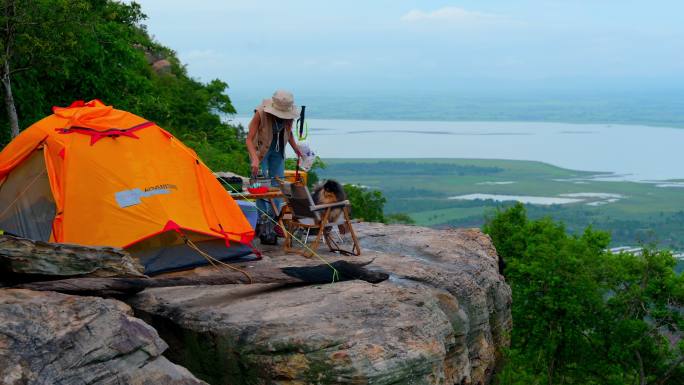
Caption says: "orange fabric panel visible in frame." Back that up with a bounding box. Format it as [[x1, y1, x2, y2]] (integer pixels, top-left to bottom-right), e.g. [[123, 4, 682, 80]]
[[195, 159, 254, 242], [52, 100, 123, 131], [0, 100, 253, 248], [0, 120, 50, 180]]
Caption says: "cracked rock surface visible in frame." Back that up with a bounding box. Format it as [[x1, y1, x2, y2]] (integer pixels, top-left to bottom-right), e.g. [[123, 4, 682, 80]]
[[129, 224, 511, 385], [0, 289, 206, 385]]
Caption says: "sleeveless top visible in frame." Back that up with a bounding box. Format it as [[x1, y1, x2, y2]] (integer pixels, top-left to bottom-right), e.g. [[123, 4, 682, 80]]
[[269, 118, 285, 157], [251, 105, 292, 162]]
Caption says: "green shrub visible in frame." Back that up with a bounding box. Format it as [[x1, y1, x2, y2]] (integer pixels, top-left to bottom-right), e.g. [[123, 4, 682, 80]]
[[485, 203, 684, 385], [343, 184, 386, 223]]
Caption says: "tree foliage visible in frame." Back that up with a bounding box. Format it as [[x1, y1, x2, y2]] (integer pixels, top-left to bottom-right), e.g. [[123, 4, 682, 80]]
[[0, 0, 248, 174], [485, 203, 684, 385], [285, 156, 326, 188], [343, 184, 386, 223]]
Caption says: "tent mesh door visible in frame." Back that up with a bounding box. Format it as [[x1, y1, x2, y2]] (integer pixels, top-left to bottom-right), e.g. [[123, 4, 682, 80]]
[[0, 150, 56, 241]]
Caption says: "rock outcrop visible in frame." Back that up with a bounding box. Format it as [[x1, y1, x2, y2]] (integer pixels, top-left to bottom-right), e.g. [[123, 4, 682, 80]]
[[151, 59, 172, 75], [129, 224, 512, 385], [0, 234, 144, 281], [0, 289, 206, 385], [355, 224, 512, 383]]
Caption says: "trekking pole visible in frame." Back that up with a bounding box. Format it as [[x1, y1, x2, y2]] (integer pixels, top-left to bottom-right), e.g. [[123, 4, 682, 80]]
[[295, 105, 306, 183]]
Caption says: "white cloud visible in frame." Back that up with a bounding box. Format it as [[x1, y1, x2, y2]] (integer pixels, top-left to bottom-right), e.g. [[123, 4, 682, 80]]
[[401, 6, 506, 26]]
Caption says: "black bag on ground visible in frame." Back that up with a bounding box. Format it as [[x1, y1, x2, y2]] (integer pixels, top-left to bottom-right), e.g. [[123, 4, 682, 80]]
[[257, 214, 278, 245]]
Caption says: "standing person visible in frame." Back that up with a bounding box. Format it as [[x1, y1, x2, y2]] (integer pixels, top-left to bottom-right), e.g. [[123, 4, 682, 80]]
[[246, 90, 302, 242]]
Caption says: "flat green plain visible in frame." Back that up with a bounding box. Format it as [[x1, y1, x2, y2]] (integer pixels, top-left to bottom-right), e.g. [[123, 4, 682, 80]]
[[318, 158, 684, 250]]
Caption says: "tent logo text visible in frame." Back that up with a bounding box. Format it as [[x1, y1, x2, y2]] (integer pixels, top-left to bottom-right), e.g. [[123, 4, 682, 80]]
[[115, 184, 178, 208], [144, 184, 178, 192]]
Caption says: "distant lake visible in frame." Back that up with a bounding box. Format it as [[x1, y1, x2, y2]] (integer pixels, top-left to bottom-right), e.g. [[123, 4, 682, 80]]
[[232, 118, 684, 181]]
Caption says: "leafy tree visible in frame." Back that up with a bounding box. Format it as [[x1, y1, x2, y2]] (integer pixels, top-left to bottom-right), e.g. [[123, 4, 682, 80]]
[[598, 247, 684, 385], [0, 0, 94, 137], [486, 203, 684, 385], [343, 184, 386, 222], [0, 0, 248, 174]]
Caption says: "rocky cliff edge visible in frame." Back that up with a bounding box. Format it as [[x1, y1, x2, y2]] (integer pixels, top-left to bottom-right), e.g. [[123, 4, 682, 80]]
[[0, 224, 511, 385]]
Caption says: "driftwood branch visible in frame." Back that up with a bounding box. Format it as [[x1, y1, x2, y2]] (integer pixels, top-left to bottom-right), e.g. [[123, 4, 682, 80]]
[[14, 260, 389, 296], [2, 235, 388, 297]]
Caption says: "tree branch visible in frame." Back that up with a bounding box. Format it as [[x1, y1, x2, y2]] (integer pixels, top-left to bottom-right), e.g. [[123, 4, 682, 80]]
[[636, 350, 646, 385], [654, 354, 684, 385], [8, 66, 29, 75]]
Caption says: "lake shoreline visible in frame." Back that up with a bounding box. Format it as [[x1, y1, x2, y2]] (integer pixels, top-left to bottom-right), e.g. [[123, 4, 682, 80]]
[[232, 117, 684, 181]]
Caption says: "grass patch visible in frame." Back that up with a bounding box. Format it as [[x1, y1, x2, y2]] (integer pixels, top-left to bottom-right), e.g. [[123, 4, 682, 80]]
[[319, 158, 684, 250]]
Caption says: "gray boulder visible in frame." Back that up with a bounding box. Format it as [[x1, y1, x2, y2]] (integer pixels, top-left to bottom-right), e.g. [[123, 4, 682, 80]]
[[129, 224, 511, 384], [0, 289, 206, 385]]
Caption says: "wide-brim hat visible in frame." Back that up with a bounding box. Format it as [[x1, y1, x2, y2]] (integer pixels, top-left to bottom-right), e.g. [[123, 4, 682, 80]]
[[261, 89, 299, 120]]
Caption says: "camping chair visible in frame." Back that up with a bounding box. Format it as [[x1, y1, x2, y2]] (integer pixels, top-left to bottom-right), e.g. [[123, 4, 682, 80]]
[[278, 181, 360, 257]]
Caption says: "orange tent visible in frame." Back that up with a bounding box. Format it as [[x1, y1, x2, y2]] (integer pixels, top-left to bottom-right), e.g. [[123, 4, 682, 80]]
[[0, 100, 255, 273]]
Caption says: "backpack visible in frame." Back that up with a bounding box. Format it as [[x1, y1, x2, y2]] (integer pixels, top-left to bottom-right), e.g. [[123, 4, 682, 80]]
[[257, 214, 278, 245]]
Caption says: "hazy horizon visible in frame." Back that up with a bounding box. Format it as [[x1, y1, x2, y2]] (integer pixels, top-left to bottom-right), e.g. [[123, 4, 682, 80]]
[[132, 0, 684, 103]]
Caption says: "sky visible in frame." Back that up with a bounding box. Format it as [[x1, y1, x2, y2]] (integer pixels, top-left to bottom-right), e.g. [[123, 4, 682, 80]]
[[132, 1, 684, 105]]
